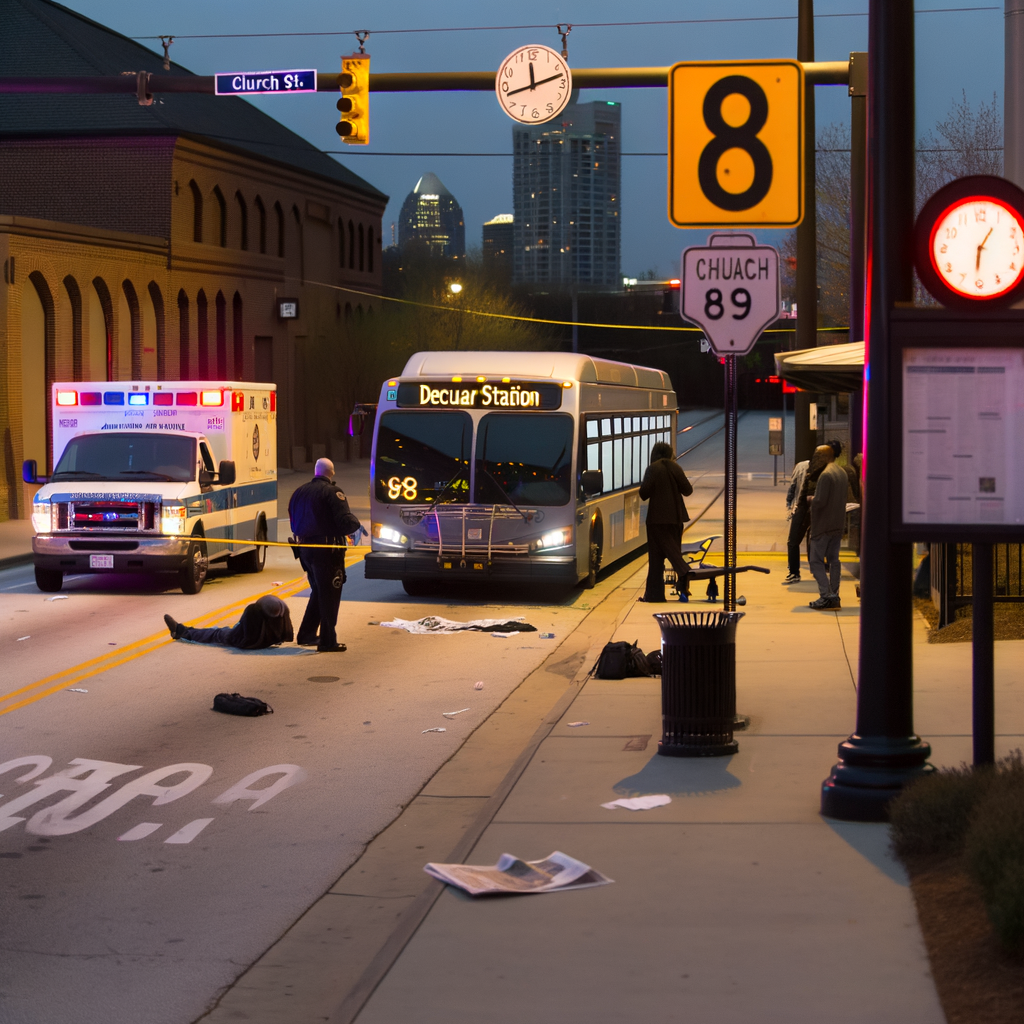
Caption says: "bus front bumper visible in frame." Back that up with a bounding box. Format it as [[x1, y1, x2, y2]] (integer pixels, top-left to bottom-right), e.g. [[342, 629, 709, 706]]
[[364, 550, 580, 585]]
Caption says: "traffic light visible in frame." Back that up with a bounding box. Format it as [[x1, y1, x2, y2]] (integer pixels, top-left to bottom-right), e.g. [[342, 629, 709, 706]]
[[337, 54, 369, 145]]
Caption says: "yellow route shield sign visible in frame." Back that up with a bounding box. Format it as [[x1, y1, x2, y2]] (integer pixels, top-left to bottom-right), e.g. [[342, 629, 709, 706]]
[[668, 60, 804, 228]]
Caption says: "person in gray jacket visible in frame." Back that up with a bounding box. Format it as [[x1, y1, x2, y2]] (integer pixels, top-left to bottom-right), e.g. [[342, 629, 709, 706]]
[[807, 444, 849, 609]]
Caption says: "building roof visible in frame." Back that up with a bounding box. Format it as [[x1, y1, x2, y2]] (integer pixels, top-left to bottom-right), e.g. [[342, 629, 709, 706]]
[[774, 342, 864, 393], [0, 0, 387, 201], [411, 172, 453, 197]]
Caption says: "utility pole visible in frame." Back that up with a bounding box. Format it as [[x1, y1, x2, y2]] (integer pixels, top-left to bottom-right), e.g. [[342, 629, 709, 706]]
[[820, 0, 932, 821], [848, 51, 868, 459], [1006, 0, 1024, 187], [794, 0, 818, 466]]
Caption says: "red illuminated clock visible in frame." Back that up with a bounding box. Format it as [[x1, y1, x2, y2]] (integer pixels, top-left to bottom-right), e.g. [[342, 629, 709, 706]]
[[914, 175, 1024, 308]]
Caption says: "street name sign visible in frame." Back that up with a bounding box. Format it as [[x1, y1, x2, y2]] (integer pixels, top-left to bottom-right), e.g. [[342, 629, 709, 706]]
[[681, 234, 780, 356], [668, 60, 804, 228], [215, 69, 317, 96]]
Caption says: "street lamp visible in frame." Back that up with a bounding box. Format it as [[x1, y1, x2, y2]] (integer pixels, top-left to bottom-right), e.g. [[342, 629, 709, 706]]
[[448, 282, 463, 295]]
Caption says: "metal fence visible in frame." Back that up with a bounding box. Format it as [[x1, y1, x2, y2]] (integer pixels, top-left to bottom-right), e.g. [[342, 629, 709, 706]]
[[930, 543, 1024, 628]]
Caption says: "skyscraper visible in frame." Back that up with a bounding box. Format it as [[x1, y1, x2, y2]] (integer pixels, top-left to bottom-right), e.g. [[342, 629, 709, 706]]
[[397, 172, 465, 258], [512, 97, 621, 289], [482, 214, 514, 278]]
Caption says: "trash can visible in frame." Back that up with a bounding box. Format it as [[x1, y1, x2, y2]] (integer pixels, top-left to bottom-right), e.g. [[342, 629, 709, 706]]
[[653, 610, 744, 757]]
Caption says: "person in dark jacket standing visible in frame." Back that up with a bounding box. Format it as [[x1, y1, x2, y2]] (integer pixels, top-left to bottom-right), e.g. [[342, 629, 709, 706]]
[[807, 445, 849, 609], [288, 458, 362, 652], [163, 594, 293, 648], [638, 441, 694, 602]]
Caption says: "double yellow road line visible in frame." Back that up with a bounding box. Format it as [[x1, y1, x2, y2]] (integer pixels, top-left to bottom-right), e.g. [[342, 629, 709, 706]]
[[0, 553, 369, 720]]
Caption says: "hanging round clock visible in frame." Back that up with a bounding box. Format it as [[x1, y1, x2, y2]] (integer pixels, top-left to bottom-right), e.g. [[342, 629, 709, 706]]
[[914, 175, 1024, 308], [495, 45, 572, 124]]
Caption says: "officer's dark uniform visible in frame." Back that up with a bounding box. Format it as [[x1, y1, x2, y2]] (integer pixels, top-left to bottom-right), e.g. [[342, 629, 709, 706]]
[[288, 474, 361, 651]]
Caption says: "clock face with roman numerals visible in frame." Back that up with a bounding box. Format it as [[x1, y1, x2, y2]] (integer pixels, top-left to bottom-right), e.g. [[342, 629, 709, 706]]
[[495, 45, 572, 124], [915, 176, 1024, 308]]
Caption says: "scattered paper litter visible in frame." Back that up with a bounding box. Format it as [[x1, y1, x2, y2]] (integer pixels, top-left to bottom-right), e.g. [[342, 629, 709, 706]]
[[567, 721, 590, 728], [601, 794, 672, 811], [424, 851, 613, 896], [473, 681, 484, 690], [46, 595, 69, 602], [540, 632, 555, 639], [271, 581, 283, 586], [442, 708, 470, 718], [16, 636, 29, 642], [380, 615, 536, 635], [66, 688, 88, 693], [422, 727, 447, 734], [490, 631, 519, 638]]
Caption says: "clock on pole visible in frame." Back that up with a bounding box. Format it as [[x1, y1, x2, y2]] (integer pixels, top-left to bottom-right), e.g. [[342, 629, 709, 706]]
[[496, 45, 572, 124], [914, 175, 1024, 308]]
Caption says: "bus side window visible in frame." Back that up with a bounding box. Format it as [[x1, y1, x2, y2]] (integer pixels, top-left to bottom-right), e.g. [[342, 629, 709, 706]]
[[586, 420, 598, 439], [587, 443, 599, 471]]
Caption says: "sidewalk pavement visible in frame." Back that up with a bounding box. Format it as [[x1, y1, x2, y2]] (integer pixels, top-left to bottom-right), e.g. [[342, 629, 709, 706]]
[[207, 549, 1024, 1024]]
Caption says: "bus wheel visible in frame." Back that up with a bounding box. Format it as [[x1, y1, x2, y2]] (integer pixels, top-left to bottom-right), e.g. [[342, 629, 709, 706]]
[[179, 537, 209, 594], [583, 539, 601, 590], [34, 567, 63, 593], [402, 578, 437, 597]]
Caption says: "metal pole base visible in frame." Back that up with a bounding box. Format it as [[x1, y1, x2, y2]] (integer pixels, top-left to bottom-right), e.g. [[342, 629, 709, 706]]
[[658, 738, 739, 758], [820, 733, 934, 821]]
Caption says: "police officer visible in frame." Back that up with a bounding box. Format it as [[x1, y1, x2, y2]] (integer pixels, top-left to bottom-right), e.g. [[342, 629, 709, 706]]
[[288, 458, 362, 653]]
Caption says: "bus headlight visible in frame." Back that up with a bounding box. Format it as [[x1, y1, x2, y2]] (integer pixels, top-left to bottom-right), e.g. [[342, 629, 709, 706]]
[[31, 501, 52, 534], [372, 522, 408, 546], [530, 527, 572, 551], [160, 504, 187, 535]]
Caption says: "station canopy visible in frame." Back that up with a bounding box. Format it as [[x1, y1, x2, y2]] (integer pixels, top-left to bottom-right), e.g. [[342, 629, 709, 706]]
[[774, 341, 864, 393]]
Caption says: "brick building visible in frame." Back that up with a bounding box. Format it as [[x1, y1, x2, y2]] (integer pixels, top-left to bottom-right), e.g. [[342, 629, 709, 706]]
[[0, 0, 388, 520]]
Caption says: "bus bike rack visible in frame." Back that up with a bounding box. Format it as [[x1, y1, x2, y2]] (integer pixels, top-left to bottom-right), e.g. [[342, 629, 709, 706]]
[[424, 504, 535, 570]]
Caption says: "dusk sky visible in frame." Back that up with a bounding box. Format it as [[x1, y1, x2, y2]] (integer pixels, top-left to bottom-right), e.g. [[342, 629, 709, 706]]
[[68, 1, 1004, 279]]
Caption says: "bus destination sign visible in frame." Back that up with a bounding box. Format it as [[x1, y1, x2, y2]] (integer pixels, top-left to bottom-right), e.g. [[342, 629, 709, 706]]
[[396, 381, 563, 410], [215, 69, 317, 96]]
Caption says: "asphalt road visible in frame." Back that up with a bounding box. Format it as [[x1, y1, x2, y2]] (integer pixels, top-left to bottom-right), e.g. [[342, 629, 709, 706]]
[[0, 412, 771, 1024]]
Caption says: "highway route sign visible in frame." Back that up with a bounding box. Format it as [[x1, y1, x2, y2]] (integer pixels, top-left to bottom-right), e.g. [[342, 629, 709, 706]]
[[215, 69, 317, 96], [668, 60, 804, 228], [681, 234, 780, 357]]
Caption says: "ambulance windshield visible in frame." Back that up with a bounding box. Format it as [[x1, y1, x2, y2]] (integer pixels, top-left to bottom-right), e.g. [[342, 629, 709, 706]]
[[52, 433, 197, 483]]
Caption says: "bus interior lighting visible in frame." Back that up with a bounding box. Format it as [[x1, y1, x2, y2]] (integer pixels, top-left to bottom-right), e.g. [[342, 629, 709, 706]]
[[56, 391, 77, 406], [200, 390, 223, 407]]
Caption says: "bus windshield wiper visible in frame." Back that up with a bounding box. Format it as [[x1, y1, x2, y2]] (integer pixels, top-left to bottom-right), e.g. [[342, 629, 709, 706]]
[[479, 466, 528, 521], [50, 470, 104, 478]]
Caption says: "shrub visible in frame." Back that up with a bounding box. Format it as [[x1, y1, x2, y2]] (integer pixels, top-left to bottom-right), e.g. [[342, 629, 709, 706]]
[[889, 763, 994, 859]]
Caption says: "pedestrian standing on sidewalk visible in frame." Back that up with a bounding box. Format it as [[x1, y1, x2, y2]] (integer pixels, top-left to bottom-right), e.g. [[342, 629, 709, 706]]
[[638, 441, 694, 603], [288, 458, 362, 653], [163, 594, 293, 648], [782, 457, 810, 584], [807, 444, 849, 609]]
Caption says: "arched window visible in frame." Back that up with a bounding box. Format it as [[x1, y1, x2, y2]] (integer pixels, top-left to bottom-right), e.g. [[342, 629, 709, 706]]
[[188, 180, 203, 243], [235, 191, 248, 251], [122, 280, 141, 380], [177, 290, 190, 380], [255, 196, 267, 254], [344, 302, 353, 321], [358, 224, 365, 272], [215, 291, 227, 378], [63, 276, 83, 381], [148, 282, 166, 379], [213, 186, 227, 247], [367, 226, 374, 273], [292, 205, 304, 283], [348, 220, 355, 270], [91, 277, 114, 380], [232, 293, 244, 379], [197, 290, 209, 378], [338, 218, 345, 268], [274, 201, 285, 257], [23, 272, 55, 471]]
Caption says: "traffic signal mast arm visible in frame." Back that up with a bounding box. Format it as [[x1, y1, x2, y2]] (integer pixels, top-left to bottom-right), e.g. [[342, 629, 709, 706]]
[[0, 61, 849, 97]]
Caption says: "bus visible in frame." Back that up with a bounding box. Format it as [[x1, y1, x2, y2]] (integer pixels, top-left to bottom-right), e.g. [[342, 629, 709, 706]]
[[363, 351, 678, 594]]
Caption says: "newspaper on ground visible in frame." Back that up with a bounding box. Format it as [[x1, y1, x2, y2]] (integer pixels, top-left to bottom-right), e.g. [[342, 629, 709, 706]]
[[601, 794, 672, 811], [380, 615, 537, 635], [424, 851, 613, 896]]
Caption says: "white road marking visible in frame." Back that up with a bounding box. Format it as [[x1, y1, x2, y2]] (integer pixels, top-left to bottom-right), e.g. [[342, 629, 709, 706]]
[[211, 764, 307, 810], [119, 822, 162, 841], [165, 818, 214, 844]]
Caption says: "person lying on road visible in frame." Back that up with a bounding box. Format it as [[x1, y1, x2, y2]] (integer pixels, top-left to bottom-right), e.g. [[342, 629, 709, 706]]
[[164, 594, 294, 649]]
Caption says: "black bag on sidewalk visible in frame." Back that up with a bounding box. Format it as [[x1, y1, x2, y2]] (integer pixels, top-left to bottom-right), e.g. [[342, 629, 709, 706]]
[[212, 692, 274, 717], [646, 650, 663, 675], [594, 641, 652, 679]]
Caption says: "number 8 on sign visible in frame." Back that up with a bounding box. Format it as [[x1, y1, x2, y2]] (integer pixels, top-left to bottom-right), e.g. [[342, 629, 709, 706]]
[[668, 60, 804, 229]]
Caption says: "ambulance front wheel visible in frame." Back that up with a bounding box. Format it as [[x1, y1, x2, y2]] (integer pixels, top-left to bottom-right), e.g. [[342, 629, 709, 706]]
[[34, 566, 63, 593], [179, 538, 209, 594]]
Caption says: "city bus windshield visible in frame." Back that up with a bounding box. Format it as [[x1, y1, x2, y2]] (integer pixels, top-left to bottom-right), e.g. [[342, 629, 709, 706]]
[[51, 434, 196, 483], [375, 411, 472, 504], [474, 413, 574, 507]]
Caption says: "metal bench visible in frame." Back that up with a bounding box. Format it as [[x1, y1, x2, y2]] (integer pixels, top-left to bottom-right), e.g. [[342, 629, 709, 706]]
[[665, 534, 770, 601]]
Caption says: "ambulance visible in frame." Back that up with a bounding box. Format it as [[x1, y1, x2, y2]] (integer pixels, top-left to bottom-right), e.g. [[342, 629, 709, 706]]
[[25, 381, 277, 594]]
